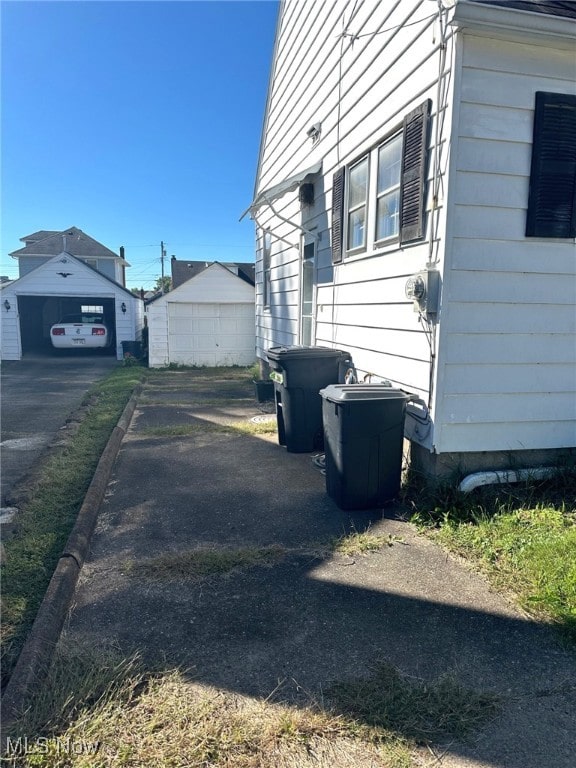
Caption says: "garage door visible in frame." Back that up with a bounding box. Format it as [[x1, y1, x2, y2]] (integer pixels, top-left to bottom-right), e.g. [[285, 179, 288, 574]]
[[168, 302, 255, 367]]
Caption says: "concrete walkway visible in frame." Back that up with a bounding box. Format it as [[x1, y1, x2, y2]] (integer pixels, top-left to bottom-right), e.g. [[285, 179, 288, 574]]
[[64, 369, 576, 767]]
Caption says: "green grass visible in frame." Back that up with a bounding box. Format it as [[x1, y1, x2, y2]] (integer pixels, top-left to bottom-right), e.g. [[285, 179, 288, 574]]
[[1, 642, 499, 767], [406, 468, 576, 642], [0, 366, 147, 687]]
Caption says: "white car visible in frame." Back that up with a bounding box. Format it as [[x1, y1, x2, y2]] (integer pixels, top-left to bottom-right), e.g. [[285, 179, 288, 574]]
[[50, 313, 111, 349]]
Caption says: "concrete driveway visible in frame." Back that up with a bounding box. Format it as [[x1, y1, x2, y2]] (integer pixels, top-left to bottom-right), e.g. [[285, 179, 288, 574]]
[[1, 355, 119, 506]]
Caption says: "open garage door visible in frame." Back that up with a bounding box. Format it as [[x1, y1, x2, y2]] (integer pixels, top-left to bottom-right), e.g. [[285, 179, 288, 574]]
[[168, 302, 255, 367], [17, 296, 117, 355]]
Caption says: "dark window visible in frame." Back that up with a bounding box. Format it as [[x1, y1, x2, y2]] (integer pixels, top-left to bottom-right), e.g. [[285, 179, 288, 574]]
[[526, 91, 576, 238]]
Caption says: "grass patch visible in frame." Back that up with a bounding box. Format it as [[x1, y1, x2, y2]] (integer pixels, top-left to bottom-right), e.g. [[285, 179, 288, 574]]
[[1, 643, 499, 767], [332, 529, 403, 556], [0, 366, 147, 688], [127, 544, 286, 581], [140, 422, 228, 437], [327, 662, 500, 744], [230, 418, 278, 437], [405, 467, 576, 642], [433, 507, 576, 639]]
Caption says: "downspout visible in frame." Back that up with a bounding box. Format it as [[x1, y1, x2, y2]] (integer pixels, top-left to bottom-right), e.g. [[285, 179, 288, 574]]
[[458, 466, 561, 494]]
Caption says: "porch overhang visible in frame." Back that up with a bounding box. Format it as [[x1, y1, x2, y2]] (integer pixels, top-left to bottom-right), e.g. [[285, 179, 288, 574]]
[[239, 161, 322, 221]]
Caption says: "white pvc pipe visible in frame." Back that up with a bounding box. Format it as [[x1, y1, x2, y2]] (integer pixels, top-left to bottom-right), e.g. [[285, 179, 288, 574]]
[[458, 466, 560, 494]]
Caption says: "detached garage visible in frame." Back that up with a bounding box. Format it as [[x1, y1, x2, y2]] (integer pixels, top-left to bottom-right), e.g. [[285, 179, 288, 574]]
[[147, 262, 255, 368], [0, 252, 143, 360]]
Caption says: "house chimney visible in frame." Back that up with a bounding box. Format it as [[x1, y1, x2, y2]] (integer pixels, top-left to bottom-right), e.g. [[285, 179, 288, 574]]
[[120, 246, 125, 259]]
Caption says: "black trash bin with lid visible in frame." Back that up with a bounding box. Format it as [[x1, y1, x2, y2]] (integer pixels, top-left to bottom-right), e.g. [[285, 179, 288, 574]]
[[122, 340, 142, 359], [267, 345, 352, 453], [320, 384, 412, 510]]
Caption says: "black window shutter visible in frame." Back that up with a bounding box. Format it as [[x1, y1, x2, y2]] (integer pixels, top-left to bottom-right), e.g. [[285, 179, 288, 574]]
[[331, 167, 345, 264], [526, 91, 576, 238], [400, 99, 431, 244]]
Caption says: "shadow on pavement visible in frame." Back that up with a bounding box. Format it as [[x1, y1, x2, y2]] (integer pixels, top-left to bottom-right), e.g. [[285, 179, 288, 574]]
[[63, 373, 576, 767]]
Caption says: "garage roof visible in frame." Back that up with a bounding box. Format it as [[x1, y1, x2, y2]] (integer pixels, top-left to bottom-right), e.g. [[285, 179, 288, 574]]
[[171, 258, 255, 289]]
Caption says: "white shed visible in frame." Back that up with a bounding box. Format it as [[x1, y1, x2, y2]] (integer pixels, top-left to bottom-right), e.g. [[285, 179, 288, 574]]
[[147, 262, 255, 368], [0, 252, 144, 361]]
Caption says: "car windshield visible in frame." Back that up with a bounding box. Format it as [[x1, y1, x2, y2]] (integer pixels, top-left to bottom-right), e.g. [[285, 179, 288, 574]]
[[59, 314, 105, 324]]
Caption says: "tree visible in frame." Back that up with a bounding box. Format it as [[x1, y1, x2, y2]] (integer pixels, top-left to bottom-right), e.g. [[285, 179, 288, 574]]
[[154, 276, 171, 294]]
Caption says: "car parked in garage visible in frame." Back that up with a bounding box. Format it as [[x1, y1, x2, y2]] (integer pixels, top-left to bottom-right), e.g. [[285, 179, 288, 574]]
[[50, 312, 111, 349]]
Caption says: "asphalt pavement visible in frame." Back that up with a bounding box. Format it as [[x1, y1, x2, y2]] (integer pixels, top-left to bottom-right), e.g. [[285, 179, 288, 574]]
[[60, 369, 576, 767], [1, 354, 119, 506]]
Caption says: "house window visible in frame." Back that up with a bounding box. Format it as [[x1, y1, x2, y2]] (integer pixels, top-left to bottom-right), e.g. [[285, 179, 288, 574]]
[[526, 91, 576, 239], [375, 132, 402, 242], [331, 99, 431, 263], [262, 230, 272, 309], [347, 157, 369, 251]]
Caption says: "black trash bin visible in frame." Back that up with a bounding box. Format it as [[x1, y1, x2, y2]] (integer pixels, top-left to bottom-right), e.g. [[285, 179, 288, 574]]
[[320, 384, 411, 510], [122, 340, 142, 359], [266, 346, 352, 453]]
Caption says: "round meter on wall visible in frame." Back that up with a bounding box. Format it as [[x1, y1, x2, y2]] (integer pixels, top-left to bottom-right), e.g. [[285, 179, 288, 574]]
[[405, 275, 426, 301]]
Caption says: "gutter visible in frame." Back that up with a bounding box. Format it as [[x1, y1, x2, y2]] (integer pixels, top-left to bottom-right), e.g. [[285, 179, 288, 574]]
[[452, 0, 576, 47]]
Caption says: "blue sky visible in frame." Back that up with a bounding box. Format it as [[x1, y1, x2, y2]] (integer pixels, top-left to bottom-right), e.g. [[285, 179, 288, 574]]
[[1, 0, 278, 289]]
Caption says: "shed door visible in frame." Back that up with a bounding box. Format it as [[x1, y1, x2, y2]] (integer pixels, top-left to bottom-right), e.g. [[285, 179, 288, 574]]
[[168, 302, 255, 366]]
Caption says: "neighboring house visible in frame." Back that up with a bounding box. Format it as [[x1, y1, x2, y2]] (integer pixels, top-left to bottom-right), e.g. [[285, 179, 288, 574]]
[[9, 227, 129, 285], [244, 0, 576, 478], [146, 260, 255, 368], [2, 229, 144, 360]]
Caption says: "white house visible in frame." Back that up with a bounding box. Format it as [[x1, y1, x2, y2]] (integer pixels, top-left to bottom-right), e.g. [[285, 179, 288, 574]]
[[146, 261, 255, 368], [244, 0, 576, 478]]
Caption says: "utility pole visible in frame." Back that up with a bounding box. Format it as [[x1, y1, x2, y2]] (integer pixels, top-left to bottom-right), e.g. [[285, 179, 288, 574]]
[[160, 241, 166, 294]]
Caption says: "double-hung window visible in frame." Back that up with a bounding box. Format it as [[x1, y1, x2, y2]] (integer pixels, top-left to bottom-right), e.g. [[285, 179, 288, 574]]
[[347, 157, 369, 251], [332, 99, 430, 263], [375, 132, 402, 242]]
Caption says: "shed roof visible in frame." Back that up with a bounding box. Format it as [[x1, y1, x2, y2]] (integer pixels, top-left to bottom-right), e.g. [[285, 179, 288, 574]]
[[171, 258, 255, 289]]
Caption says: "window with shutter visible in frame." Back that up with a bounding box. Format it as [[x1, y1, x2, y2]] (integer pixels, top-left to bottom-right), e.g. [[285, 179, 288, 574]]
[[526, 91, 576, 239], [331, 100, 430, 263]]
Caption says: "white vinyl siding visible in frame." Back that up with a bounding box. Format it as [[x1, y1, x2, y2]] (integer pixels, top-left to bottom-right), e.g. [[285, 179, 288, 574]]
[[435, 33, 576, 453], [254, 0, 444, 399], [254, 1, 576, 461]]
